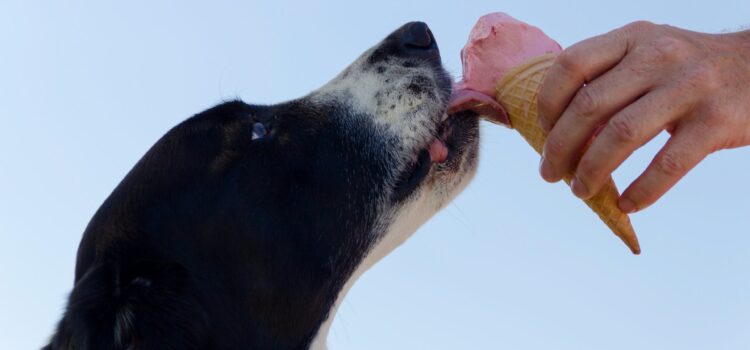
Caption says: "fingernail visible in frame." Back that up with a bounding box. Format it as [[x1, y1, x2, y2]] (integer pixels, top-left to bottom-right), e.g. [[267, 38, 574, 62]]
[[539, 157, 557, 182], [570, 177, 589, 199], [619, 197, 637, 214]]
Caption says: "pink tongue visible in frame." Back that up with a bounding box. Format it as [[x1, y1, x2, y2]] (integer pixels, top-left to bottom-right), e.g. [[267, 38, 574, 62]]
[[448, 88, 511, 127], [428, 139, 449, 163]]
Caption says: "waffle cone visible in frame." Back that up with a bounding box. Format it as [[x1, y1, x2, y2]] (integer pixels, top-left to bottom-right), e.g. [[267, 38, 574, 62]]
[[495, 53, 641, 254]]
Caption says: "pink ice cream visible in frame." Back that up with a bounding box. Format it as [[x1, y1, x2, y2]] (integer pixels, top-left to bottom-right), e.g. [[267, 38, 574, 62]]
[[449, 12, 562, 127]]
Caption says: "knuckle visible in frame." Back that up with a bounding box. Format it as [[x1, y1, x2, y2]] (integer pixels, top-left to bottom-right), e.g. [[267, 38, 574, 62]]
[[570, 86, 600, 117], [631, 39, 685, 67], [655, 150, 687, 176], [651, 36, 690, 62], [622, 55, 652, 77], [631, 44, 657, 64], [608, 115, 639, 144], [556, 49, 585, 77], [576, 157, 602, 182], [544, 136, 566, 160], [623, 20, 656, 33]]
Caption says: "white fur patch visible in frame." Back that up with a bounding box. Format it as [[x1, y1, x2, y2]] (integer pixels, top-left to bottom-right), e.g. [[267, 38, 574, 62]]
[[310, 50, 448, 160]]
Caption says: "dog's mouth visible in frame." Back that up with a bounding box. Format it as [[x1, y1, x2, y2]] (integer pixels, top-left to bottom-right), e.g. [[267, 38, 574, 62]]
[[426, 119, 451, 164], [392, 108, 475, 202], [409, 86, 507, 176], [428, 111, 469, 164]]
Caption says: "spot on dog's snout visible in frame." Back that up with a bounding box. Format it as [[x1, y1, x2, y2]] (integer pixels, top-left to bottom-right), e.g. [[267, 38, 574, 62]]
[[375, 91, 384, 108], [410, 76, 432, 91], [376, 66, 386, 74], [251, 122, 267, 141], [407, 83, 423, 95]]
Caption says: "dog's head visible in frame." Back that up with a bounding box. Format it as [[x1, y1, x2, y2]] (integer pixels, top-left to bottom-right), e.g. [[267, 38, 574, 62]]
[[66, 22, 479, 349], [223, 21, 478, 273], [245, 20, 479, 283]]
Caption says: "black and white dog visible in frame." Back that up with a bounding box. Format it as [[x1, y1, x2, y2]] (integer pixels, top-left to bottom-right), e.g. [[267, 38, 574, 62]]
[[45, 22, 480, 349]]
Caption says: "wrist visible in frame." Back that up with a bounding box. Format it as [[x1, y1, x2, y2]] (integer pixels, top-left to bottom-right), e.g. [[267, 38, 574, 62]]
[[727, 30, 750, 148]]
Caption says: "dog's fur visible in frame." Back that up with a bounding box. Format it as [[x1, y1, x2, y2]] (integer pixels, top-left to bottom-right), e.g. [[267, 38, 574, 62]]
[[45, 22, 479, 350]]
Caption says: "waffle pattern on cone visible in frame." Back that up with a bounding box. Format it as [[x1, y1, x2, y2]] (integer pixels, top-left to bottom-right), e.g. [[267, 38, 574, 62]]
[[495, 54, 641, 254]]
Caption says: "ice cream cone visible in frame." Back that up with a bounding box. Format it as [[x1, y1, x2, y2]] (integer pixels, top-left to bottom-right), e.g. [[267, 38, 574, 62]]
[[495, 53, 641, 254]]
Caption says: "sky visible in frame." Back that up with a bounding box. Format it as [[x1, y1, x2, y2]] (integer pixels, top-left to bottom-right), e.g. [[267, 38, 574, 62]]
[[1, 1, 749, 349]]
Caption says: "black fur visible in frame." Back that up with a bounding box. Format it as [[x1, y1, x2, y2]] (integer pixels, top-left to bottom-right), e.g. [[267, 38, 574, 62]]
[[46, 100, 392, 349], [45, 22, 478, 349]]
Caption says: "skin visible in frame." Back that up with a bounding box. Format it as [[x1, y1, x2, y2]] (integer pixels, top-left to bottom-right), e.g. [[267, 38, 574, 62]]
[[537, 21, 750, 213]]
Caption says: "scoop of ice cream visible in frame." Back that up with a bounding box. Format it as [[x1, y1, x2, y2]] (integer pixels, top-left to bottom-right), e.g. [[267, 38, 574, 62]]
[[450, 12, 562, 127], [458, 12, 562, 95]]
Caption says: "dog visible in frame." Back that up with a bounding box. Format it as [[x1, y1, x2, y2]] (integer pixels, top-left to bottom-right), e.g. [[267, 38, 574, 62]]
[[45, 21, 480, 349]]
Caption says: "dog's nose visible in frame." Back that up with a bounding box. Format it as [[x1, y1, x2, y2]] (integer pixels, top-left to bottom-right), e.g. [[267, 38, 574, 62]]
[[400, 22, 435, 49]]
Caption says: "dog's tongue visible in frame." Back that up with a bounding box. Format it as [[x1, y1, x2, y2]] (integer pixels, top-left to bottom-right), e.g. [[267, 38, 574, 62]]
[[449, 88, 510, 127], [448, 12, 562, 127], [428, 139, 448, 163]]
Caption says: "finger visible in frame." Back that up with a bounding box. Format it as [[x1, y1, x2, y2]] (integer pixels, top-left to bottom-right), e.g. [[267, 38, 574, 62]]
[[540, 61, 654, 182], [537, 27, 631, 132], [618, 122, 717, 213], [570, 87, 690, 199]]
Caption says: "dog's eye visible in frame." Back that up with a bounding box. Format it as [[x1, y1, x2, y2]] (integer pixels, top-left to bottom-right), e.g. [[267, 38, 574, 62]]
[[251, 122, 267, 140]]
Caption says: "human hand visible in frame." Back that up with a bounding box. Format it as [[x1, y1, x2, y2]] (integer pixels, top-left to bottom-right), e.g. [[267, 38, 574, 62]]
[[537, 21, 750, 213]]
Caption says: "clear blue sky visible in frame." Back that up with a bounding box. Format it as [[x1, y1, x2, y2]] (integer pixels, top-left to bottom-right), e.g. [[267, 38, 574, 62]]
[[1, 1, 749, 349]]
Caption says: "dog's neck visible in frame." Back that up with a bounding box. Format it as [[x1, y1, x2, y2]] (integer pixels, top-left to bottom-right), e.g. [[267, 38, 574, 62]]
[[310, 190, 443, 349]]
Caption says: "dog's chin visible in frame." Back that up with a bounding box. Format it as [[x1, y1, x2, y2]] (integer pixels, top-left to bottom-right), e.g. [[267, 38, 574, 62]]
[[391, 107, 480, 205]]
